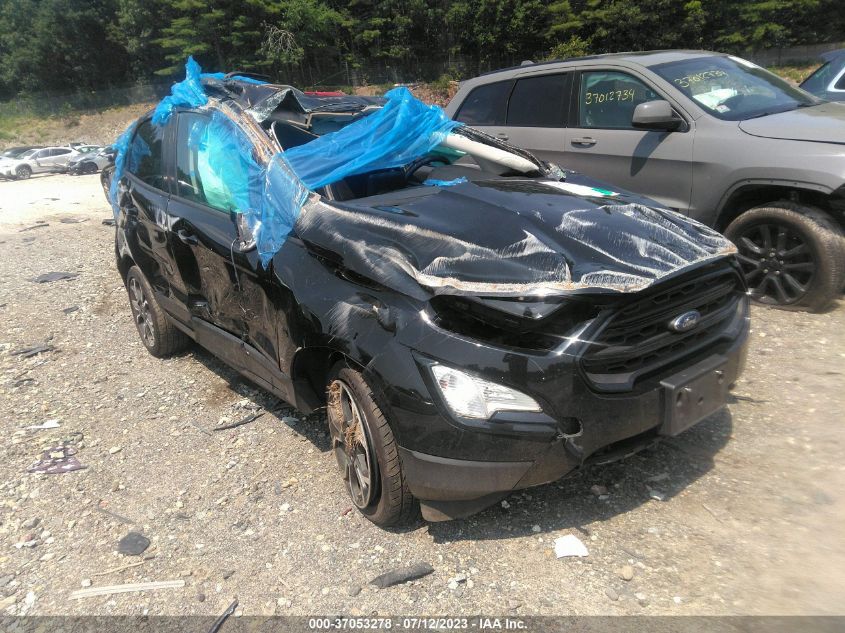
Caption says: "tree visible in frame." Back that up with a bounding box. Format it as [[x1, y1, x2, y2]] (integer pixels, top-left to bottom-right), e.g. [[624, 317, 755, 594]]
[[0, 0, 128, 96]]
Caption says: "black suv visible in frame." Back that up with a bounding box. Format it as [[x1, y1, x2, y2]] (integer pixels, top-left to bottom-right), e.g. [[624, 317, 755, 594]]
[[111, 74, 749, 526]]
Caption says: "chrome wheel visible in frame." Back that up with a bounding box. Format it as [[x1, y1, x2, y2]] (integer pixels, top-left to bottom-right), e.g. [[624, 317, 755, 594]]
[[329, 380, 377, 509], [128, 276, 156, 348], [734, 222, 815, 305]]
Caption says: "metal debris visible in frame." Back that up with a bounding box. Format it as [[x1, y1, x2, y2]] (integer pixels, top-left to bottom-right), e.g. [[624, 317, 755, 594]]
[[32, 272, 79, 283], [19, 223, 49, 232], [370, 562, 435, 589], [11, 343, 54, 358], [207, 598, 239, 633], [213, 411, 265, 431]]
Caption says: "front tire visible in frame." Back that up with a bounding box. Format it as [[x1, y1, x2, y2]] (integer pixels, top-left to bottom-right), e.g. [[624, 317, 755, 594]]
[[327, 363, 417, 527], [15, 165, 32, 180], [725, 202, 845, 312], [125, 266, 190, 358]]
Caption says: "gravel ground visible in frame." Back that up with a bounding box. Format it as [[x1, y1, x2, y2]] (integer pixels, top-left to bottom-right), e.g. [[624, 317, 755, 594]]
[[1, 174, 844, 618]]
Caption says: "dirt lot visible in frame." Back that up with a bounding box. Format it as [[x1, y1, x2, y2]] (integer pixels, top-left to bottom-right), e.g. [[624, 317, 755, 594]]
[[1, 174, 844, 618]]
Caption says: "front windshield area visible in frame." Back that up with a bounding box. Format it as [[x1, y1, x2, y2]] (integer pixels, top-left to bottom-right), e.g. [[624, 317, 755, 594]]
[[2, 148, 29, 158], [19, 149, 37, 159], [653, 55, 819, 121]]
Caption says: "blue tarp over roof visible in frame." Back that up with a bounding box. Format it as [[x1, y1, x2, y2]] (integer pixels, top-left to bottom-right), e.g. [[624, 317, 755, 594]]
[[111, 58, 462, 265]]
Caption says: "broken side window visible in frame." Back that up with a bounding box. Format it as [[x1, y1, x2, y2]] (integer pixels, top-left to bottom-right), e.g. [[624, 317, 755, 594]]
[[127, 120, 165, 190]]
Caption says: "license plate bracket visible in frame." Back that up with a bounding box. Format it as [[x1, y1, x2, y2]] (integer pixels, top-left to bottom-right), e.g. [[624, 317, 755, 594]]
[[659, 355, 730, 437]]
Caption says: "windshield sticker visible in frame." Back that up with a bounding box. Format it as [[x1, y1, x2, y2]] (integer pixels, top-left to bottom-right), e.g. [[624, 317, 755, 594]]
[[584, 88, 636, 105], [544, 181, 619, 197], [672, 70, 728, 88]]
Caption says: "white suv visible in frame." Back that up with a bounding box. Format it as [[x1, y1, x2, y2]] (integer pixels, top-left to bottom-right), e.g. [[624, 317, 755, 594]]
[[0, 146, 78, 180]]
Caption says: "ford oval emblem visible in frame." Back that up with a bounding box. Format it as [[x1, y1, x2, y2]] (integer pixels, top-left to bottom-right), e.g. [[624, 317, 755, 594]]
[[668, 310, 701, 333]]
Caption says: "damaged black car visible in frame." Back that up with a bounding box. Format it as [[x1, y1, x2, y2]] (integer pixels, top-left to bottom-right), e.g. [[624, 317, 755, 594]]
[[109, 59, 749, 526]]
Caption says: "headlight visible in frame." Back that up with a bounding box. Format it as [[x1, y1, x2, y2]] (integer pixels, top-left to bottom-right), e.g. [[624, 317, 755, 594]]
[[430, 364, 542, 419]]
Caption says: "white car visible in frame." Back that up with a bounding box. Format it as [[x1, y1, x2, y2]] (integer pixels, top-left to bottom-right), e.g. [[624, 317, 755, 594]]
[[67, 146, 113, 174], [0, 146, 79, 180]]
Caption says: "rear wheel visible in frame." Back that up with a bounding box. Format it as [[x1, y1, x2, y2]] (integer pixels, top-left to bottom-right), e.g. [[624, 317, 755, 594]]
[[15, 165, 32, 180], [125, 266, 190, 357], [327, 363, 417, 527], [83, 162, 98, 174], [725, 203, 845, 312]]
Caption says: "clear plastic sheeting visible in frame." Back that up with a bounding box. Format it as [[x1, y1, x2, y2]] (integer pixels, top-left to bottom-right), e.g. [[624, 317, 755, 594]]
[[282, 87, 462, 190], [248, 156, 311, 264]]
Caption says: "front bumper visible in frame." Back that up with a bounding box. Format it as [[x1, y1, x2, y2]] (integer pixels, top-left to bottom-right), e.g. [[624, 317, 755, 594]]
[[368, 295, 750, 521]]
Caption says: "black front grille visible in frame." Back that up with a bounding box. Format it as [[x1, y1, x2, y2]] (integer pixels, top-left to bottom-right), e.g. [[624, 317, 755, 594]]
[[581, 262, 745, 392]]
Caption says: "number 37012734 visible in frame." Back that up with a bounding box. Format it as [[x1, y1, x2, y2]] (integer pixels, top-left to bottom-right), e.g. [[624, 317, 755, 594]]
[[584, 88, 636, 105], [584, 88, 634, 105]]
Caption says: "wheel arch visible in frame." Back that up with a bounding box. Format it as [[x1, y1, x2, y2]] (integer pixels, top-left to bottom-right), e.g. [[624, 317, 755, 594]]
[[715, 181, 836, 232], [116, 251, 135, 282], [291, 347, 363, 411], [290, 345, 399, 438]]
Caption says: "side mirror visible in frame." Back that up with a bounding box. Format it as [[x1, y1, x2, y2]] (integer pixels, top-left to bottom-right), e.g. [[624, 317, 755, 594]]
[[632, 100, 683, 131]]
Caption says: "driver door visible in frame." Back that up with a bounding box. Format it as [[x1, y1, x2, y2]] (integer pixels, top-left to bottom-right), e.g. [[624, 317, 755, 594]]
[[563, 69, 695, 212], [167, 111, 287, 391]]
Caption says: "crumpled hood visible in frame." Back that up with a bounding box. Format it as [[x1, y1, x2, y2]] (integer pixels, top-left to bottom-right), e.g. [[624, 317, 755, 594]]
[[738, 102, 845, 144], [293, 177, 735, 300]]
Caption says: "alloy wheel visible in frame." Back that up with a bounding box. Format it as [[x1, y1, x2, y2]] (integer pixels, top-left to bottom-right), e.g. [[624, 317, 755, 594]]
[[329, 380, 377, 509], [733, 222, 815, 305], [128, 277, 156, 348]]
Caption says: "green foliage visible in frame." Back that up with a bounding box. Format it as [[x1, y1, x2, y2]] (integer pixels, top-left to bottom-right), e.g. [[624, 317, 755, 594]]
[[0, 0, 842, 99], [547, 36, 591, 60]]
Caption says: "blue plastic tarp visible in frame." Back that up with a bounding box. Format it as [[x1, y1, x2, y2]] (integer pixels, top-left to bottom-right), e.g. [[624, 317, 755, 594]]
[[283, 87, 460, 190], [108, 121, 137, 217], [152, 56, 266, 126], [113, 59, 464, 267]]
